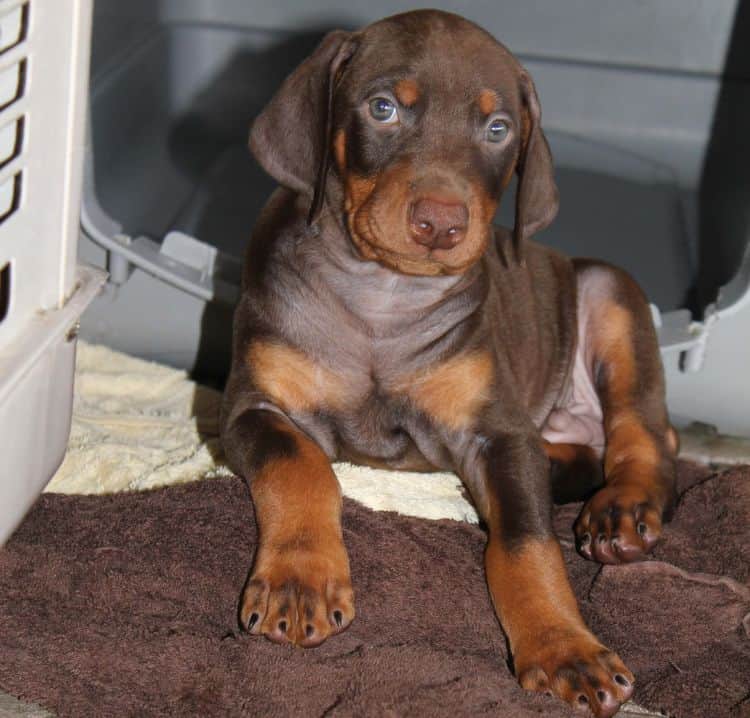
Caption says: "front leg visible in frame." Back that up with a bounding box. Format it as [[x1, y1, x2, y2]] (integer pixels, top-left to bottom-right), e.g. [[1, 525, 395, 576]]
[[222, 407, 354, 646], [464, 433, 634, 717]]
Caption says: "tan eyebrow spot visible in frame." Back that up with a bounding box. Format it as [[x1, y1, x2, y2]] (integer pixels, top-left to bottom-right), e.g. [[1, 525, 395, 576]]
[[478, 89, 497, 115], [394, 79, 420, 107]]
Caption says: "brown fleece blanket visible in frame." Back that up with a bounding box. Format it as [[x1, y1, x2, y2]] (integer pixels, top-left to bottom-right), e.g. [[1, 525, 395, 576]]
[[0, 461, 748, 718]]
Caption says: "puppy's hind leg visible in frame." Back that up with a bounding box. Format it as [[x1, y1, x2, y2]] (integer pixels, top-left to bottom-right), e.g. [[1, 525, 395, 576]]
[[572, 261, 677, 564], [544, 441, 604, 504]]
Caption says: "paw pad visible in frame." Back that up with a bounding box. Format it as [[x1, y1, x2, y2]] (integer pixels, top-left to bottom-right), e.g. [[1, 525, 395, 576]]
[[575, 485, 664, 564]]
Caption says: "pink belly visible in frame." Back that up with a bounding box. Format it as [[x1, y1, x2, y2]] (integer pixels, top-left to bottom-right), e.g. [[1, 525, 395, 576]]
[[541, 306, 605, 455]]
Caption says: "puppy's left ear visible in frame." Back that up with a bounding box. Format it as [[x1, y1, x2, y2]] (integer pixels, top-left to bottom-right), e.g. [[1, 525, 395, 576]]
[[513, 70, 558, 260], [249, 31, 357, 224]]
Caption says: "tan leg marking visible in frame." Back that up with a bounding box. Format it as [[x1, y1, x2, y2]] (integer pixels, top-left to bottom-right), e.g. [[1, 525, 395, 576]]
[[544, 441, 599, 468], [544, 441, 603, 503], [591, 303, 663, 481], [241, 423, 354, 647], [486, 538, 634, 717], [575, 301, 673, 563]]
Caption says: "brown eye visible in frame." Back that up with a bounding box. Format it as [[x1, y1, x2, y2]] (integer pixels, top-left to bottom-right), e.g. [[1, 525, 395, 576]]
[[369, 97, 398, 124], [487, 118, 509, 143]]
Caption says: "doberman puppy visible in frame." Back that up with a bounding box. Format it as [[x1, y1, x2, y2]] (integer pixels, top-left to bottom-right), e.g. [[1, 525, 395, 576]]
[[221, 10, 678, 717]]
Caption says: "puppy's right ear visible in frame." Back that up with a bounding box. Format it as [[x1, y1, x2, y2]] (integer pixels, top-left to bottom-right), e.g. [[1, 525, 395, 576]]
[[250, 31, 356, 204]]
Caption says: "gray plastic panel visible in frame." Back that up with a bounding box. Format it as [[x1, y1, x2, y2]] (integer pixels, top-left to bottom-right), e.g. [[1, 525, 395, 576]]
[[160, 0, 741, 77], [90, 24, 288, 249]]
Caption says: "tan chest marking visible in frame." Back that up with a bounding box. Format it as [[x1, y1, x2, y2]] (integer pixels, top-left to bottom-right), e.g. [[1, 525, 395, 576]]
[[248, 341, 356, 414], [395, 351, 494, 431]]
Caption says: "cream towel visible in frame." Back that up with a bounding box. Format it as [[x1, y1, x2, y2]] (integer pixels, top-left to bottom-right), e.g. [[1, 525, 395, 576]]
[[46, 342, 478, 524]]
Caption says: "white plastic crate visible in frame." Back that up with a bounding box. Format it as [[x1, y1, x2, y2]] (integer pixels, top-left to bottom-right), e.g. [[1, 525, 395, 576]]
[[0, 0, 105, 544]]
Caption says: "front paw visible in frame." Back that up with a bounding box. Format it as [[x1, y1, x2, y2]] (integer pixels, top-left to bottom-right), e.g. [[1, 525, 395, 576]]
[[516, 630, 634, 718], [575, 484, 663, 564], [239, 537, 354, 647]]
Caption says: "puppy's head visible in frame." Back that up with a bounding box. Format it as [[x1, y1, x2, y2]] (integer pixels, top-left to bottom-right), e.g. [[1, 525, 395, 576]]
[[251, 10, 558, 276]]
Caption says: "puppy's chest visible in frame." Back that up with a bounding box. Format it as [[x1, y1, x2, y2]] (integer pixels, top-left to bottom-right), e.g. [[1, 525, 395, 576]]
[[249, 333, 417, 418], [252, 264, 496, 457], [250, 328, 495, 464], [249, 336, 417, 455]]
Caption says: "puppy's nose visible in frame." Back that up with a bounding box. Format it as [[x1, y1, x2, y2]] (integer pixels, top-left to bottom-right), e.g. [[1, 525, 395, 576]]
[[409, 197, 469, 250]]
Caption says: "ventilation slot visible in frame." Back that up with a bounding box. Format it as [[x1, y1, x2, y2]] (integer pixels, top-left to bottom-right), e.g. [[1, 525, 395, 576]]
[[0, 57, 25, 112], [0, 261, 9, 324], [0, 114, 23, 168], [0, 171, 21, 225], [0, 3, 28, 56]]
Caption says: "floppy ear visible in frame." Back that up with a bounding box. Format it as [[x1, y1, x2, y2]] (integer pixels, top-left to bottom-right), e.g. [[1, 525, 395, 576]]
[[249, 31, 356, 224], [513, 71, 559, 260]]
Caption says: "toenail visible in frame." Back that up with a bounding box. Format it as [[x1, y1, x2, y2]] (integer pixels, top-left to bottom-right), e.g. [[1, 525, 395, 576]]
[[597, 533, 607, 544], [246, 613, 259, 630], [278, 620, 287, 633], [577, 694, 589, 705], [637, 522, 647, 535], [615, 674, 630, 687], [305, 624, 314, 638], [333, 610, 343, 627], [597, 689, 607, 702], [544, 690, 553, 697], [580, 532, 591, 545]]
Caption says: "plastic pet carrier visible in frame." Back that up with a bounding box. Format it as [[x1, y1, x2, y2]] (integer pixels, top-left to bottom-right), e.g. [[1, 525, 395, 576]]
[[0, 0, 105, 542]]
